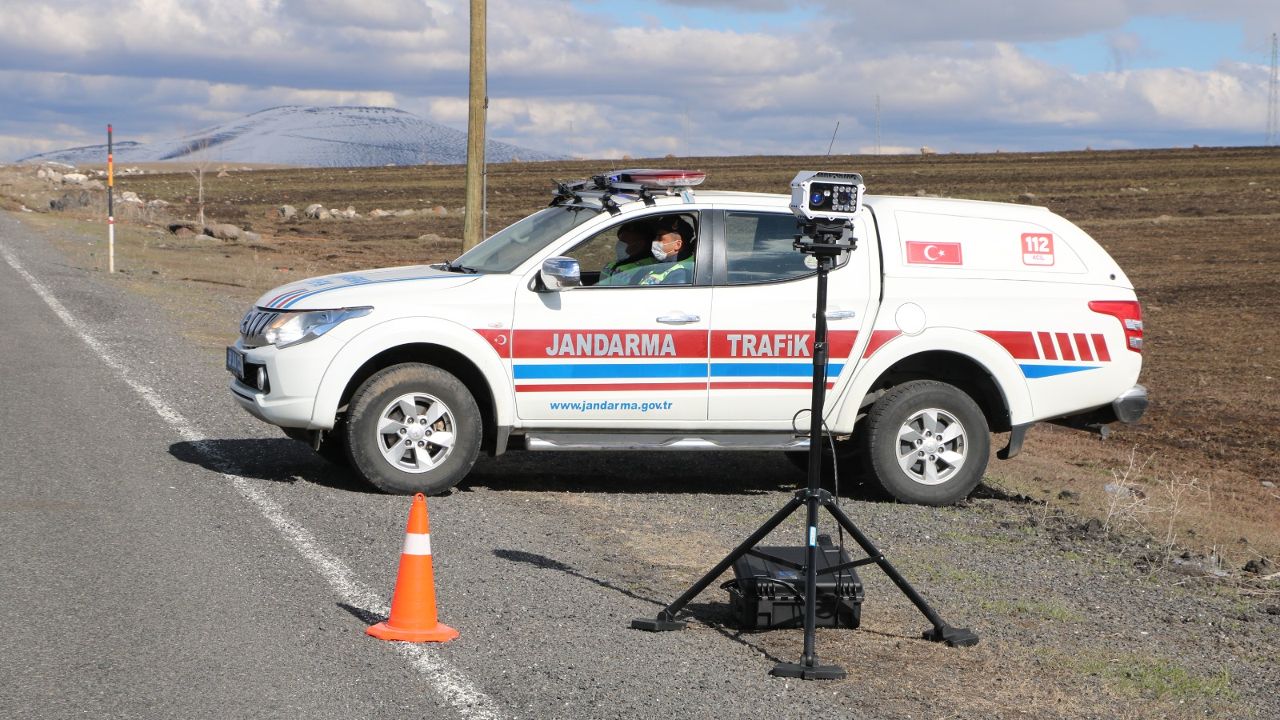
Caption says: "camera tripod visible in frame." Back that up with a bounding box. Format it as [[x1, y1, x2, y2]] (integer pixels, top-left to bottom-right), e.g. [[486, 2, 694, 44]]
[[631, 221, 978, 679]]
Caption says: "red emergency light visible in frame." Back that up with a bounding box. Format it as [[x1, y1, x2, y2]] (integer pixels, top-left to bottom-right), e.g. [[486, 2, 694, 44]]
[[606, 169, 706, 188]]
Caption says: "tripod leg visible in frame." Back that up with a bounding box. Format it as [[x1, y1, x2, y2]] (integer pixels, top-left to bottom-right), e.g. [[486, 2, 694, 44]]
[[823, 499, 979, 647], [631, 495, 805, 632], [770, 490, 847, 680]]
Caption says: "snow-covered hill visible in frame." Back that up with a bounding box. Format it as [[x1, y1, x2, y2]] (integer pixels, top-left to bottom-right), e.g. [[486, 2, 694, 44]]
[[20, 106, 564, 167]]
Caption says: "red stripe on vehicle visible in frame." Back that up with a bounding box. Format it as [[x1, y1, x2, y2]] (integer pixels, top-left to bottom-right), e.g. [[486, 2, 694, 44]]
[[709, 330, 857, 359], [1091, 333, 1110, 362], [1074, 334, 1093, 361], [710, 381, 834, 390], [267, 289, 307, 307], [862, 330, 900, 358], [981, 331, 1039, 360], [1038, 331, 1057, 360], [1056, 332, 1075, 361], [473, 329, 511, 358], [513, 329, 708, 359], [515, 382, 707, 392]]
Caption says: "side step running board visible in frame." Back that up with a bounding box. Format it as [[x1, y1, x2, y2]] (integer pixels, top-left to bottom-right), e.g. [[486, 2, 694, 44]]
[[524, 432, 810, 452]]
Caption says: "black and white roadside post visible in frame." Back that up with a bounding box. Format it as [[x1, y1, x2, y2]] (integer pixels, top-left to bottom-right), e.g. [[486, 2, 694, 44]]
[[107, 123, 114, 274], [632, 171, 978, 680]]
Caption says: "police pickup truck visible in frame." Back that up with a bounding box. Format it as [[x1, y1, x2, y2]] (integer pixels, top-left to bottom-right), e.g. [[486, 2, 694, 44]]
[[227, 169, 1147, 505]]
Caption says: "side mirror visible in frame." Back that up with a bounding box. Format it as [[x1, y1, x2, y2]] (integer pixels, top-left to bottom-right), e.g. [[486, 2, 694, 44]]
[[540, 256, 582, 292]]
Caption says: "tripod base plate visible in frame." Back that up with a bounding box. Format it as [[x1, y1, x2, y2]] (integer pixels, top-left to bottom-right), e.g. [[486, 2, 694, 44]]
[[770, 661, 847, 680], [922, 624, 980, 647], [630, 617, 687, 632]]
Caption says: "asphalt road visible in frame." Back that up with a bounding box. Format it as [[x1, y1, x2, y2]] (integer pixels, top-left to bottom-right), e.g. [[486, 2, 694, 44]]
[[0, 212, 859, 719], [4, 211, 1277, 720]]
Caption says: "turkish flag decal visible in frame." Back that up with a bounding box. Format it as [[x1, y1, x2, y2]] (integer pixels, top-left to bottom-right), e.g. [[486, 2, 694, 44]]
[[905, 241, 963, 265]]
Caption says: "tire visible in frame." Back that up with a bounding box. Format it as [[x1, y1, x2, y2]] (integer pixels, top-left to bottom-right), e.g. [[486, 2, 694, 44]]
[[344, 363, 482, 495], [859, 380, 989, 506]]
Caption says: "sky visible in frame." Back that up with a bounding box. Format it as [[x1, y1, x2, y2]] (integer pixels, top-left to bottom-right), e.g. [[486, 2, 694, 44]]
[[1, 0, 1278, 161]]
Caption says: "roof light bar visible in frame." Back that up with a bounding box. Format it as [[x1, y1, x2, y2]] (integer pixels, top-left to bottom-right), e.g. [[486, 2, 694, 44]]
[[604, 169, 706, 188]]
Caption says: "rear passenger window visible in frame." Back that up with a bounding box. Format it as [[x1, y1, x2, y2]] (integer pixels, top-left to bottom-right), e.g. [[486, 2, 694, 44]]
[[724, 211, 844, 284]]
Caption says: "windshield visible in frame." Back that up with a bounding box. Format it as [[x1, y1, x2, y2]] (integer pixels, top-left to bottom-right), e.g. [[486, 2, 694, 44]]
[[452, 206, 600, 273]]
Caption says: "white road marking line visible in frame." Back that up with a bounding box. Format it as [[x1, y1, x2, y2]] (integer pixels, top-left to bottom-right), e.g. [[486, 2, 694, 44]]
[[1, 244, 503, 720]]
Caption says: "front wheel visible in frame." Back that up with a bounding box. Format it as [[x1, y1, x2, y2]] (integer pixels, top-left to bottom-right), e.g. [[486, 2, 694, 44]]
[[859, 380, 989, 506], [344, 363, 481, 495]]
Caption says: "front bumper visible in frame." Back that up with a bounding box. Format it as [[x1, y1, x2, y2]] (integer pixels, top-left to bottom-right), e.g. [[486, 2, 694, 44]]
[[227, 340, 330, 429], [229, 379, 318, 428]]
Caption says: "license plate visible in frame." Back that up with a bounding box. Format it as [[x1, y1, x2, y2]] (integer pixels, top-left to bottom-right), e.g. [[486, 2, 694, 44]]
[[226, 346, 246, 380]]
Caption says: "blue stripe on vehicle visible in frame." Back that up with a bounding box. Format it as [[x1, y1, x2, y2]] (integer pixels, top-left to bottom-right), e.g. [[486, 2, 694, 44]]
[[710, 362, 844, 377], [513, 362, 709, 380], [275, 275, 463, 308], [1020, 364, 1099, 378]]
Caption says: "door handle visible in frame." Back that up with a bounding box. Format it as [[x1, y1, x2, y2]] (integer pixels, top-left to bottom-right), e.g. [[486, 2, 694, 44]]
[[816, 310, 857, 320], [657, 312, 701, 324]]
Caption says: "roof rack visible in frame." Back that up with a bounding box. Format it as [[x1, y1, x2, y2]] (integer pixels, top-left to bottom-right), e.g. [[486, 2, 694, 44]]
[[550, 169, 706, 211]]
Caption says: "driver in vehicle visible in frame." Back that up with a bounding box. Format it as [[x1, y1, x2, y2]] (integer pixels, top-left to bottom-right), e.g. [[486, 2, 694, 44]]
[[637, 215, 695, 286], [598, 215, 696, 286], [598, 219, 656, 284]]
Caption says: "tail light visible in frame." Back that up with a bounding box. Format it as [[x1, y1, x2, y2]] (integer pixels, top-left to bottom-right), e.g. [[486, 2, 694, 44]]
[[1089, 300, 1143, 353]]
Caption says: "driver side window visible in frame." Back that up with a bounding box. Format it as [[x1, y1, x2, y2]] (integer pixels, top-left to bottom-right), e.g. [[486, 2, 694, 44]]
[[562, 213, 699, 288], [561, 227, 617, 287]]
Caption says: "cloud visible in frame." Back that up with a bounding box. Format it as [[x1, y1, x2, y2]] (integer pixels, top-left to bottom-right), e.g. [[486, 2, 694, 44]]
[[653, 0, 795, 10], [1106, 32, 1146, 72], [281, 0, 434, 30], [0, 0, 1275, 161], [0, 0, 465, 91], [825, 0, 1132, 43]]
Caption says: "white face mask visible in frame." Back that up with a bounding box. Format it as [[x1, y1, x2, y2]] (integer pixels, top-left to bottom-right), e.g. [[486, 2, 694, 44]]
[[615, 241, 631, 262], [651, 240, 674, 262]]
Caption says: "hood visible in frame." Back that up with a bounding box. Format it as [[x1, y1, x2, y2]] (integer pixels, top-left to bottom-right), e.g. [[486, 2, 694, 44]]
[[255, 265, 480, 310]]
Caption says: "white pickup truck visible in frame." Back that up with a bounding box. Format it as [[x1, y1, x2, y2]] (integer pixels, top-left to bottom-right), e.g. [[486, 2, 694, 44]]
[[227, 169, 1147, 505]]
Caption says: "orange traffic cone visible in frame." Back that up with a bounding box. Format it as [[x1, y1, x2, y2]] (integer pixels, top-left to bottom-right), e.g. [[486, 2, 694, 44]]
[[367, 493, 459, 643]]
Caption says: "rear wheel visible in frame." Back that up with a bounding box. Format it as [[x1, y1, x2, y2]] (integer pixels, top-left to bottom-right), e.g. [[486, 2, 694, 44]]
[[344, 363, 481, 495], [859, 380, 989, 506]]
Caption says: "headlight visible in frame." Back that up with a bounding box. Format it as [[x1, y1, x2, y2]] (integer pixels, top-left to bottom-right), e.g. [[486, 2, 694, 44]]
[[261, 307, 373, 348]]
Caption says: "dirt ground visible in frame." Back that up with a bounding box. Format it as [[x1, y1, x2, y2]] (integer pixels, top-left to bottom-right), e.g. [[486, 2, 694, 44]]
[[3, 146, 1278, 566]]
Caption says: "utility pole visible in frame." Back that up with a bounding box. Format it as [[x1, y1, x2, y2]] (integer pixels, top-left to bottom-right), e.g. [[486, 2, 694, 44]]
[[462, 0, 487, 250], [1267, 33, 1278, 146]]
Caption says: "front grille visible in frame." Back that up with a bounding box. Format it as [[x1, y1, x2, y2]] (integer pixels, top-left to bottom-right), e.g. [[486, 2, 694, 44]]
[[240, 308, 281, 347]]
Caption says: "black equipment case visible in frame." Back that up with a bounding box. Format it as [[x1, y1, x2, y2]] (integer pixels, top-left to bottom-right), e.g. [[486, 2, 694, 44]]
[[724, 535, 865, 630]]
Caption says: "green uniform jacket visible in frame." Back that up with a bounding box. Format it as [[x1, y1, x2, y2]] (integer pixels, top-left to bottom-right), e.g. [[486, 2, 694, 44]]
[[599, 255, 657, 285], [638, 257, 694, 286]]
